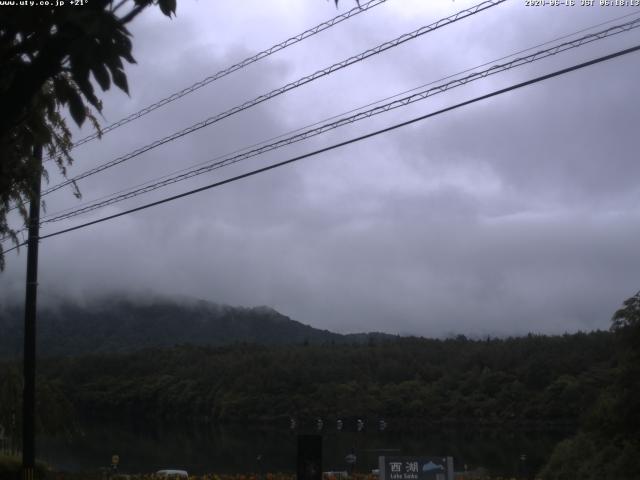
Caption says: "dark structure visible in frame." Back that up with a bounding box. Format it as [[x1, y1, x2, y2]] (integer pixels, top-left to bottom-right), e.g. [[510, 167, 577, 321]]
[[297, 435, 322, 480]]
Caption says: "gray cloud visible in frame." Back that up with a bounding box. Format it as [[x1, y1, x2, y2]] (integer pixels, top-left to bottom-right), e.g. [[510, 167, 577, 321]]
[[2, 0, 639, 337]]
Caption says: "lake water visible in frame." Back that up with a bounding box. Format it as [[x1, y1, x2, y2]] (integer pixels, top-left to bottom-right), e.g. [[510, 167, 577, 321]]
[[37, 422, 571, 477]]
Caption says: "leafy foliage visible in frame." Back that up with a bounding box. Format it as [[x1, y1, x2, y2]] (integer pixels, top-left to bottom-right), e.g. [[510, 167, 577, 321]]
[[0, 365, 77, 451], [0, 0, 177, 269], [539, 433, 640, 479], [611, 290, 640, 351], [539, 291, 640, 479], [0, 0, 363, 269], [611, 290, 640, 331], [0, 331, 616, 428], [0, 453, 48, 480]]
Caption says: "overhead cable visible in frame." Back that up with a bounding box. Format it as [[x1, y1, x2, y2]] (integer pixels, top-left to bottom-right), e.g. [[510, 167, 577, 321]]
[[39, 9, 640, 223], [4, 43, 638, 257], [56, 0, 391, 155], [4, 9, 639, 236], [39, 17, 640, 224], [40, 0, 505, 198]]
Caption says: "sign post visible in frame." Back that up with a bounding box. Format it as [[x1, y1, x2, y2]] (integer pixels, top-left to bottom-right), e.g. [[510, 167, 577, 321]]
[[379, 456, 454, 480], [111, 454, 120, 474], [297, 435, 322, 480]]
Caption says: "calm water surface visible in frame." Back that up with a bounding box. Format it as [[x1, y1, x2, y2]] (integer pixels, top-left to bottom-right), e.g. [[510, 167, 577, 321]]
[[37, 422, 572, 477]]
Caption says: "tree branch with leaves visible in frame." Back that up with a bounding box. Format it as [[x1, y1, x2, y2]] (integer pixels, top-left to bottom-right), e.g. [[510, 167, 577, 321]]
[[0, 0, 359, 270], [0, 0, 177, 269]]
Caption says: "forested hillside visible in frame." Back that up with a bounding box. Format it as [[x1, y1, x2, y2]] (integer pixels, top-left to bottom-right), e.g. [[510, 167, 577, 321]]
[[0, 296, 392, 358], [0, 332, 615, 429]]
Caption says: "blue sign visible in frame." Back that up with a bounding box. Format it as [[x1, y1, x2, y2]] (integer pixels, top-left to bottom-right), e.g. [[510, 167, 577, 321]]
[[379, 456, 453, 480]]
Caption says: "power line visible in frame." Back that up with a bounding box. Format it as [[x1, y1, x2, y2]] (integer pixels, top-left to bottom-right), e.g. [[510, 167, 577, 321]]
[[4, 43, 638, 257], [37, 10, 640, 223], [34, 8, 640, 224], [40, 0, 505, 198], [50, 0, 391, 157], [42, 7, 640, 171], [4, 10, 640, 240], [6, 4, 634, 243], [9, 0, 390, 215], [38, 17, 640, 224]]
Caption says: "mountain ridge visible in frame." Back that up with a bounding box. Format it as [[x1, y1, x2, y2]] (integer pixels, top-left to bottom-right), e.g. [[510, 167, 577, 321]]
[[0, 294, 395, 358]]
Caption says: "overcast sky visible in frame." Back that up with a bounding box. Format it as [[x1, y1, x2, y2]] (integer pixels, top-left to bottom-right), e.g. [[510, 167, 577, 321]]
[[2, 0, 640, 337]]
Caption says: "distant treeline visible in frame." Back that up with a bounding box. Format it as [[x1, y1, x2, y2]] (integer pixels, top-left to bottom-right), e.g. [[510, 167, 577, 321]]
[[0, 331, 617, 430]]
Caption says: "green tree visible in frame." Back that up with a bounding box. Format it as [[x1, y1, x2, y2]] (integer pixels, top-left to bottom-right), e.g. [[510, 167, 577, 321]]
[[540, 290, 640, 479], [611, 290, 640, 328], [611, 290, 640, 350], [0, 0, 355, 269], [0, 0, 177, 269]]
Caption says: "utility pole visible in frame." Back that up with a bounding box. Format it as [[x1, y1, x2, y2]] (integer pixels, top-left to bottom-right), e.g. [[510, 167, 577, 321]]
[[22, 145, 42, 480]]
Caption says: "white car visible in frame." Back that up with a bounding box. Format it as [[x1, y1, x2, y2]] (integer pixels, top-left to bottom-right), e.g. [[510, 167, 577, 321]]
[[156, 470, 189, 479]]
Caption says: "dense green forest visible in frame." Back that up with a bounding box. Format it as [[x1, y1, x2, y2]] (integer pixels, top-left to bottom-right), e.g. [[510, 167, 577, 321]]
[[539, 292, 640, 479], [0, 331, 617, 429]]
